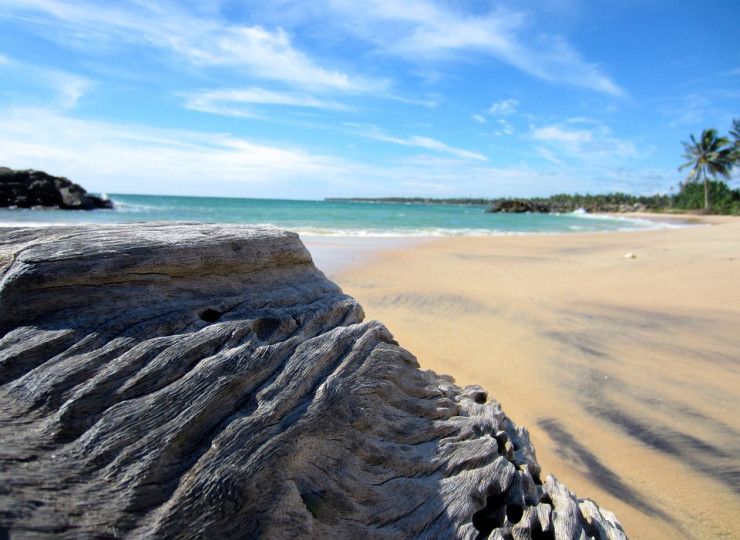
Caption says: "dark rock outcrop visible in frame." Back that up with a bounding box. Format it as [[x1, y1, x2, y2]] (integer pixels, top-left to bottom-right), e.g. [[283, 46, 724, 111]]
[[485, 198, 649, 214], [485, 199, 548, 214], [0, 167, 113, 210], [0, 224, 626, 539]]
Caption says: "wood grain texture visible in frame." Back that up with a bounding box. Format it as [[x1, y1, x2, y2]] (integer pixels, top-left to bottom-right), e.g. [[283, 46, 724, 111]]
[[0, 224, 626, 539]]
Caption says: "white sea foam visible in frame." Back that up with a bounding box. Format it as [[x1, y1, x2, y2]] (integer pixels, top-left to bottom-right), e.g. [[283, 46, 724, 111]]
[[291, 226, 515, 237]]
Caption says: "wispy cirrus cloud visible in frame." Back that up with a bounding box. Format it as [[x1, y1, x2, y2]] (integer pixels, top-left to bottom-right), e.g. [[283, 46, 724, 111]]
[[389, 135, 488, 161], [532, 123, 637, 164], [347, 123, 488, 161], [658, 94, 713, 127], [0, 0, 387, 93], [202, 26, 388, 92], [0, 54, 93, 109], [183, 87, 350, 118], [324, 0, 624, 97], [0, 0, 622, 100]]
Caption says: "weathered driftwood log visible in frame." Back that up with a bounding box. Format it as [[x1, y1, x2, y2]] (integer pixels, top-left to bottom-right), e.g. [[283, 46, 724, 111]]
[[0, 224, 626, 539]]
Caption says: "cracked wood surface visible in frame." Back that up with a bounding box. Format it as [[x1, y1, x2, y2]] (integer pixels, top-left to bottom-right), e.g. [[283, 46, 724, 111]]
[[0, 223, 626, 539]]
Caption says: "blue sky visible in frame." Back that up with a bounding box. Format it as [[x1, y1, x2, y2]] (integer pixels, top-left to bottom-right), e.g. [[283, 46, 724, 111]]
[[0, 0, 738, 199]]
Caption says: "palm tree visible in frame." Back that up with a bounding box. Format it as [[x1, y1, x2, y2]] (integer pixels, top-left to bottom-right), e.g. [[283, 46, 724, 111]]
[[730, 119, 740, 165], [679, 128, 734, 211], [730, 118, 740, 145]]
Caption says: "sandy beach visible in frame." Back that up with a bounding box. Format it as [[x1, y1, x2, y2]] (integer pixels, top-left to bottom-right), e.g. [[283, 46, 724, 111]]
[[323, 215, 740, 540]]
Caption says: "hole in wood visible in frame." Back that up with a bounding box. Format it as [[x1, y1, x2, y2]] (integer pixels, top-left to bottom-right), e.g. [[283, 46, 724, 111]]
[[472, 492, 506, 538], [300, 491, 325, 519], [198, 308, 222, 323], [494, 432, 509, 456], [252, 317, 281, 340], [531, 521, 556, 540], [506, 503, 523, 524]]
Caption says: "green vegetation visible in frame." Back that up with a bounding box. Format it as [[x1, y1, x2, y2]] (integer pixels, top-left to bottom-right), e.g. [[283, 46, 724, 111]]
[[730, 118, 740, 149], [672, 179, 740, 215], [679, 128, 736, 211]]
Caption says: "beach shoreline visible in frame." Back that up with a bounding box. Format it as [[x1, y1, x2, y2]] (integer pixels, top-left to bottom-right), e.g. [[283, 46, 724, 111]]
[[607, 211, 737, 226], [331, 214, 739, 540], [301, 212, 734, 278]]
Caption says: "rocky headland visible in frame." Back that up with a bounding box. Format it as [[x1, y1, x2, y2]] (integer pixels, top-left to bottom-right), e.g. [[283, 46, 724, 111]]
[[0, 167, 113, 210], [0, 224, 626, 539], [484, 198, 649, 214]]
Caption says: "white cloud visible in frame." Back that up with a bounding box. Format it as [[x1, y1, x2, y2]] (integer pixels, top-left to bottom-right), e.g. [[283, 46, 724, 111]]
[[183, 87, 350, 117], [207, 26, 387, 92], [534, 125, 593, 146], [658, 94, 713, 127], [565, 116, 600, 125], [473, 114, 486, 124], [488, 99, 519, 116], [386, 94, 439, 108], [0, 105, 674, 199], [0, 0, 624, 102], [536, 147, 564, 166], [0, 0, 387, 93], [45, 71, 92, 109], [404, 136, 488, 161], [325, 0, 624, 96], [355, 127, 489, 161], [532, 124, 637, 163], [494, 119, 515, 136], [0, 54, 92, 109], [0, 107, 352, 197], [0, 107, 531, 199]]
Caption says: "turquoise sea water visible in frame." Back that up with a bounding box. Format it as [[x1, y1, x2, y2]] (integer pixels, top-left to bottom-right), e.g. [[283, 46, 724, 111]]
[[0, 193, 677, 236]]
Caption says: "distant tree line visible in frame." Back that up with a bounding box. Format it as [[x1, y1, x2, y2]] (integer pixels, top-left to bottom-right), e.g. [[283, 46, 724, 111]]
[[325, 197, 494, 206], [331, 183, 740, 214], [485, 183, 740, 215]]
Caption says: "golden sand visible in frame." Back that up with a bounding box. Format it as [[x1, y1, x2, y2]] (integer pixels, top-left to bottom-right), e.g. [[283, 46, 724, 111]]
[[333, 215, 740, 540]]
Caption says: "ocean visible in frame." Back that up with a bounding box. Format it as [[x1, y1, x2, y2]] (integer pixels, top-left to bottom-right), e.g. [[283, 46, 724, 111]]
[[0, 193, 677, 236]]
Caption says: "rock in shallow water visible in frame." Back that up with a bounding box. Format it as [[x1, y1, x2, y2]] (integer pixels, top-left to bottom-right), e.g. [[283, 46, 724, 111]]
[[0, 223, 627, 539], [0, 167, 113, 210]]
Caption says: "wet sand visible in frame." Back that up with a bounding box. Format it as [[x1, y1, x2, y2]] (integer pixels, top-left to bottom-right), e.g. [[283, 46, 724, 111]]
[[327, 216, 740, 539]]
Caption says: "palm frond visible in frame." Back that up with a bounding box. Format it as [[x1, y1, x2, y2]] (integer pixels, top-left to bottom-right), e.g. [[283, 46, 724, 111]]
[[730, 118, 740, 143]]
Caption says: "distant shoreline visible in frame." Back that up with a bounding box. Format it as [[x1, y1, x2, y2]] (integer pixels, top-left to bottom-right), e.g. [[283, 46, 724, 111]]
[[326, 195, 667, 214], [324, 197, 492, 206], [326, 195, 740, 216]]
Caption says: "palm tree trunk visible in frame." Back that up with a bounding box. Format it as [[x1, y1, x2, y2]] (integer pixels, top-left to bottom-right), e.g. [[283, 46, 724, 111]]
[[704, 177, 710, 211]]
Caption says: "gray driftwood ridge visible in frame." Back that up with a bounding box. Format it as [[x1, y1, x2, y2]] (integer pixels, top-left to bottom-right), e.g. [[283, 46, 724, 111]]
[[0, 223, 626, 539]]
